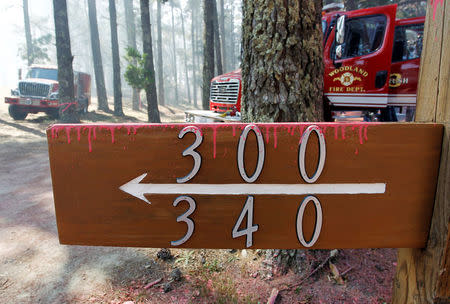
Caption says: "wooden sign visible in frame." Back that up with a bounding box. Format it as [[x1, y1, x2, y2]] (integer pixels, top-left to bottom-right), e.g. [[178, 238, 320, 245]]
[[47, 123, 443, 249]]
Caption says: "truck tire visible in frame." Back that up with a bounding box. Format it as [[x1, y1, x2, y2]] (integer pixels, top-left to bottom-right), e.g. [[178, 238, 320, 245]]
[[8, 105, 28, 120], [78, 97, 88, 114]]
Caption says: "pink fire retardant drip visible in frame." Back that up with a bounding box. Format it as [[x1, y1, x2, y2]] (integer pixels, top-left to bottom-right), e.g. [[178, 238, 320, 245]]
[[50, 123, 375, 156]]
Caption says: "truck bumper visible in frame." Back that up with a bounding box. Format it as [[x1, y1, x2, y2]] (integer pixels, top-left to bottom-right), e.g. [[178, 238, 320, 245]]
[[5, 96, 59, 109]]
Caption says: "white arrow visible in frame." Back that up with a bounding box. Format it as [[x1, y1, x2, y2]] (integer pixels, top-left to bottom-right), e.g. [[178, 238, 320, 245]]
[[119, 173, 386, 204]]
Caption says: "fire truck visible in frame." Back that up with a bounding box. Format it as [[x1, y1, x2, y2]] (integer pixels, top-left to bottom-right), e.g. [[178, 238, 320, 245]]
[[5, 65, 91, 120], [188, 4, 424, 122]]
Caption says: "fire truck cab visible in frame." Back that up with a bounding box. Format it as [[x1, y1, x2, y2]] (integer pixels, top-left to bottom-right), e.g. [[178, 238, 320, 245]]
[[207, 4, 424, 122]]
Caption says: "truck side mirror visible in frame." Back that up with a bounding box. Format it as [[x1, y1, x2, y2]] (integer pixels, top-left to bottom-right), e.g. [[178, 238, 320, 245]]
[[335, 15, 346, 60], [336, 15, 345, 45]]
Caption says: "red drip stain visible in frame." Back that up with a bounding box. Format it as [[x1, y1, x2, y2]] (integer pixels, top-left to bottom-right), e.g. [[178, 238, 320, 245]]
[[431, 0, 444, 20], [87, 128, 92, 152], [76, 127, 81, 141], [265, 126, 270, 144], [212, 126, 218, 159], [65, 127, 72, 144], [273, 126, 278, 149], [108, 127, 115, 143], [334, 126, 339, 139], [355, 148, 359, 155], [126, 126, 131, 135], [358, 126, 364, 144], [93, 127, 97, 140], [298, 125, 306, 144], [364, 126, 368, 141], [341, 126, 346, 140], [232, 125, 236, 137]]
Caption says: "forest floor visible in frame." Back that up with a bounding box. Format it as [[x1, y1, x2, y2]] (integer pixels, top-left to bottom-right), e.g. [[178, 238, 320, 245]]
[[0, 87, 397, 304]]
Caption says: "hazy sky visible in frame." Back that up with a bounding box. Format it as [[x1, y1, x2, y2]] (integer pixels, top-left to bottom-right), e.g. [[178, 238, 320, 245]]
[[0, 1, 54, 87]]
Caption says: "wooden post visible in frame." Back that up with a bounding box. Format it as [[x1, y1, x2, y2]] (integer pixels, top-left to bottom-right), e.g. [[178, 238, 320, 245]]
[[392, 0, 449, 303]]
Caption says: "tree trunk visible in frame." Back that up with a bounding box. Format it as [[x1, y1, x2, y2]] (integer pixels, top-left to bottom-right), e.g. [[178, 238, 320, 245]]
[[23, 0, 33, 66], [191, 6, 198, 107], [156, 0, 165, 106], [212, 0, 223, 75], [123, 0, 140, 110], [241, 0, 324, 273], [202, 0, 215, 110], [241, 0, 323, 123], [229, 3, 236, 69], [109, 0, 124, 116], [170, 2, 179, 104], [53, 0, 79, 123], [87, 0, 109, 112], [180, 10, 192, 105], [219, 0, 226, 72], [140, 0, 161, 123]]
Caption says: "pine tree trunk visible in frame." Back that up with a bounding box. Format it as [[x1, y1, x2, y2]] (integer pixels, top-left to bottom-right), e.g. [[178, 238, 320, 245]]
[[229, 4, 236, 69], [23, 0, 33, 66], [181, 10, 192, 105], [242, 0, 324, 273], [140, 0, 161, 123], [202, 0, 215, 110], [123, 0, 140, 110], [212, 0, 223, 75], [53, 0, 79, 123], [88, 0, 109, 112], [170, 2, 179, 104], [219, 0, 226, 72], [191, 7, 198, 107], [109, 0, 124, 116], [241, 0, 323, 123], [156, 0, 165, 106]]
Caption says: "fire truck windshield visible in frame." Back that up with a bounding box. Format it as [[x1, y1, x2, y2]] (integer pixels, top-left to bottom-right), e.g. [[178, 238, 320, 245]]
[[27, 68, 58, 81]]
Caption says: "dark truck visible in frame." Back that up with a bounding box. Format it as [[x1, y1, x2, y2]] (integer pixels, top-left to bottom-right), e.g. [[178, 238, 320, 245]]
[[5, 65, 91, 120]]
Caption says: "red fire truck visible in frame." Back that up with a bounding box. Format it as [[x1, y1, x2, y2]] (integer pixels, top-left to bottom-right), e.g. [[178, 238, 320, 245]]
[[5, 65, 91, 120], [204, 4, 424, 122]]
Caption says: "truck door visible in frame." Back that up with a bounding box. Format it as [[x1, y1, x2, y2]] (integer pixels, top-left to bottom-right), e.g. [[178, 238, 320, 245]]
[[324, 5, 397, 108]]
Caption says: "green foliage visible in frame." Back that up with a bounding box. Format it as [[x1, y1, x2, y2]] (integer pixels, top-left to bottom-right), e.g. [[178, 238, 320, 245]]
[[19, 33, 53, 64], [124, 47, 155, 90]]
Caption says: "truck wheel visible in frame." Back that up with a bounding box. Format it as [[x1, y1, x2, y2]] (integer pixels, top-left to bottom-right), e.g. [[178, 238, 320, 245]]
[[8, 105, 28, 120], [78, 98, 88, 114]]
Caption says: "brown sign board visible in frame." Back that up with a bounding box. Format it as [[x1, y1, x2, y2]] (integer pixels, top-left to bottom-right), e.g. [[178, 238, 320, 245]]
[[47, 123, 443, 249]]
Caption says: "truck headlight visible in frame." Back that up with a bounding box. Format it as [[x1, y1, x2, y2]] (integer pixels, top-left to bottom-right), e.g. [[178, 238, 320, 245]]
[[49, 92, 59, 100]]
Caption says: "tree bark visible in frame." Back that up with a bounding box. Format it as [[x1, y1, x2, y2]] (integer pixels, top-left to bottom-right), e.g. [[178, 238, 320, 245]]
[[123, 0, 140, 110], [241, 0, 323, 273], [170, 1, 179, 104], [88, 0, 109, 112], [241, 0, 324, 123], [53, 0, 79, 123], [109, 0, 124, 116], [229, 3, 236, 69], [212, 0, 223, 75], [219, 0, 226, 72], [181, 10, 192, 105], [191, 6, 198, 107], [202, 0, 215, 110], [140, 0, 161, 122], [156, 0, 165, 106], [23, 0, 33, 66]]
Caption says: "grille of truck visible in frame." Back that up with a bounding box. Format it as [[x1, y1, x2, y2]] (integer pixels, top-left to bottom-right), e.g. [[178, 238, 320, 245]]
[[19, 82, 50, 97], [210, 80, 240, 104]]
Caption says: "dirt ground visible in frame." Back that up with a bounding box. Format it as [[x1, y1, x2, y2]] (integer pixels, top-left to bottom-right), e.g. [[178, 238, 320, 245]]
[[0, 87, 398, 303]]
